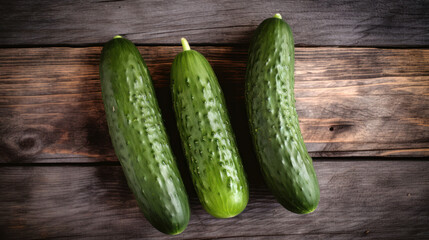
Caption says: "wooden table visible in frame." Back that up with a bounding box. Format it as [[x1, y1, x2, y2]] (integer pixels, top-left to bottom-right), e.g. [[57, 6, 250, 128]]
[[1, 1, 428, 239]]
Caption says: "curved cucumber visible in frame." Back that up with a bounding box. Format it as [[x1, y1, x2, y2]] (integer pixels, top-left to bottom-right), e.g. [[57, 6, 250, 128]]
[[171, 38, 249, 218], [100, 36, 190, 234], [245, 14, 320, 214]]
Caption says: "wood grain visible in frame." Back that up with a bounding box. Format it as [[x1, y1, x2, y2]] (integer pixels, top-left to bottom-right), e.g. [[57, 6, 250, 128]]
[[1, 47, 428, 163], [0, 0, 428, 47], [0, 161, 428, 239]]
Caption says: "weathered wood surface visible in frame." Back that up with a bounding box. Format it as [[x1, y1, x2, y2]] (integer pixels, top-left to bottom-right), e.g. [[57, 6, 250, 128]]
[[0, 0, 428, 47], [1, 47, 428, 163], [0, 161, 428, 239]]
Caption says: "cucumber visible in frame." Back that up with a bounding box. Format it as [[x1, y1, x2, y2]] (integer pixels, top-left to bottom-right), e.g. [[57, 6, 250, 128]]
[[245, 14, 320, 214], [171, 38, 249, 218], [100, 36, 190, 234]]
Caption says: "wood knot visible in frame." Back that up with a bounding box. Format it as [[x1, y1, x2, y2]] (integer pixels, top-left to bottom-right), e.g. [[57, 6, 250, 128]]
[[18, 137, 36, 150], [1, 126, 58, 162], [17, 129, 43, 155]]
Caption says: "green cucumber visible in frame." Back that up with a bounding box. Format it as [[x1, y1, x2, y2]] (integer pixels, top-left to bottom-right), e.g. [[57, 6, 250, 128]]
[[100, 36, 190, 234], [171, 38, 249, 218], [245, 14, 320, 214]]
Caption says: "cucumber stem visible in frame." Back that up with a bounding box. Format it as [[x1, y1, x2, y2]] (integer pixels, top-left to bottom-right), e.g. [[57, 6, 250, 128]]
[[273, 13, 282, 19], [113, 35, 122, 39], [181, 38, 191, 51]]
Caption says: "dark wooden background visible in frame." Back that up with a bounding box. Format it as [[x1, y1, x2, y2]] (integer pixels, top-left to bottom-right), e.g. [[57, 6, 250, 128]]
[[0, 1, 428, 239]]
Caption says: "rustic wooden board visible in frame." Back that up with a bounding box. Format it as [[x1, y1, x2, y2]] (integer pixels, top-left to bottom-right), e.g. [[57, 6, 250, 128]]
[[1, 47, 428, 163], [0, 161, 428, 239], [0, 0, 428, 47]]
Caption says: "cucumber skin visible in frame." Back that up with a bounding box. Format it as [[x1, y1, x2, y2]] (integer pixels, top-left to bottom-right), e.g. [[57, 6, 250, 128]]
[[245, 17, 320, 214], [171, 50, 249, 218], [100, 37, 190, 234]]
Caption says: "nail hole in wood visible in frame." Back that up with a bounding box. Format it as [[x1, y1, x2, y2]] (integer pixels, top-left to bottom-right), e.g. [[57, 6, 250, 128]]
[[329, 127, 334, 131]]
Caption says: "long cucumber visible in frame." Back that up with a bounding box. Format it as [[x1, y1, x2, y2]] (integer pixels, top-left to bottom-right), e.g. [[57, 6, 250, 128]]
[[100, 36, 190, 234], [245, 14, 320, 214], [171, 38, 249, 218]]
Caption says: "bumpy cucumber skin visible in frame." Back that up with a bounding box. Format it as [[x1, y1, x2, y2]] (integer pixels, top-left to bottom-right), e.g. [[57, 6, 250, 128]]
[[100, 37, 190, 234], [171, 50, 249, 218], [245, 17, 320, 214]]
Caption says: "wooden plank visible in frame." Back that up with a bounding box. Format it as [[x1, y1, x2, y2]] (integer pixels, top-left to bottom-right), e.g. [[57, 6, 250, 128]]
[[0, 0, 428, 47], [0, 161, 428, 239], [0, 47, 428, 163]]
